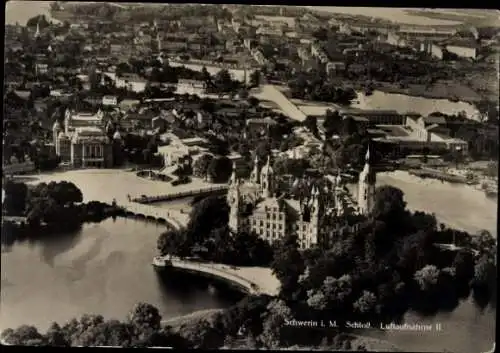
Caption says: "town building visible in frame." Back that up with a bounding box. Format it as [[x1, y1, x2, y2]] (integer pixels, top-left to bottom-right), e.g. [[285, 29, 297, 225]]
[[420, 41, 444, 59], [445, 41, 479, 59], [226, 151, 375, 249], [52, 109, 113, 168]]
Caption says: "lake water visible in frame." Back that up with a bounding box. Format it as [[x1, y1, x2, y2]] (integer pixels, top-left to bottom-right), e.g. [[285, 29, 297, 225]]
[[366, 299, 496, 353], [0, 218, 243, 333], [5, 1, 59, 25], [1, 169, 497, 350], [353, 91, 482, 121], [305, 7, 469, 26]]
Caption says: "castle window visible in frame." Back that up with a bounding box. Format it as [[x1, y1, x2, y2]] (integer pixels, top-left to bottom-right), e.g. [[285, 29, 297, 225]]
[[260, 220, 263, 226], [278, 214, 283, 220], [272, 223, 276, 229], [272, 214, 276, 220], [266, 213, 270, 219], [279, 224, 283, 230]]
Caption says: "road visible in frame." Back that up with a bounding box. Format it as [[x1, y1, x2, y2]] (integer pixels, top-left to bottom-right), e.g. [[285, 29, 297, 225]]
[[251, 85, 307, 122]]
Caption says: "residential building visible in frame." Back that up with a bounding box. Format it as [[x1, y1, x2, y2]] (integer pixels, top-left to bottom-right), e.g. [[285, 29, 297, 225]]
[[445, 41, 479, 59], [420, 41, 444, 59]]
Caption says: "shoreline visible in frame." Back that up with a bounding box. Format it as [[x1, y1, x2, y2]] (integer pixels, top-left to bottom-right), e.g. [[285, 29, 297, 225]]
[[161, 308, 224, 329]]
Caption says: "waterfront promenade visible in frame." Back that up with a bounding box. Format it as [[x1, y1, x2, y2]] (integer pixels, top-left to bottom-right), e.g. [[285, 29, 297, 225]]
[[163, 258, 280, 296]]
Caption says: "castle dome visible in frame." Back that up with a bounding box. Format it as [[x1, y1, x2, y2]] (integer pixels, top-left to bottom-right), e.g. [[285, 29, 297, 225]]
[[53, 120, 61, 130], [113, 130, 122, 140]]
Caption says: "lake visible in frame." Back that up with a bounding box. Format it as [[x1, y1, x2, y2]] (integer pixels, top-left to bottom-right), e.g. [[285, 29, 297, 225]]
[[304, 7, 472, 26], [0, 218, 243, 332], [1, 169, 497, 351], [5, 1, 59, 25], [353, 91, 482, 121]]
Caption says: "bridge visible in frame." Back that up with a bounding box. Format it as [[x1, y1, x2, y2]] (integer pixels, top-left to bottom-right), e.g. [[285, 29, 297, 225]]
[[165, 258, 280, 296], [132, 185, 228, 204]]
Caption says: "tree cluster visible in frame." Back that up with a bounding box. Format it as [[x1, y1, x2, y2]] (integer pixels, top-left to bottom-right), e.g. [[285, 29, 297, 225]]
[[288, 74, 357, 106], [268, 185, 496, 346], [0, 303, 190, 348], [157, 196, 273, 266]]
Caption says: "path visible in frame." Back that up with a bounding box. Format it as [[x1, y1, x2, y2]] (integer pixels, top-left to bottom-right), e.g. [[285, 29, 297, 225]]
[[167, 258, 280, 296]]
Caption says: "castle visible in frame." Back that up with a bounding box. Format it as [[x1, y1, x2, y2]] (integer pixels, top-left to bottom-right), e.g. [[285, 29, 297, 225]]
[[226, 148, 376, 249], [52, 108, 114, 168]]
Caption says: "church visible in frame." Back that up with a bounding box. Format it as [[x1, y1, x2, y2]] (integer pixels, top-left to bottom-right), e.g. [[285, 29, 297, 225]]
[[52, 108, 114, 168], [226, 148, 376, 249]]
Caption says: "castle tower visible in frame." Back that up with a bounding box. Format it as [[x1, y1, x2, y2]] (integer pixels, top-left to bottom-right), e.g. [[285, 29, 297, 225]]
[[357, 147, 376, 215], [260, 155, 274, 198], [250, 154, 260, 184], [227, 165, 241, 233]]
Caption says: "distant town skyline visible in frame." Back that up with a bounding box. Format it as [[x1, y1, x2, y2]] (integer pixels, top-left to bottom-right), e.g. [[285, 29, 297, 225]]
[[5, 2, 495, 26]]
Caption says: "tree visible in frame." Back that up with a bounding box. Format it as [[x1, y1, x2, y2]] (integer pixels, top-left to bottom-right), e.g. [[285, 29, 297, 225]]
[[157, 230, 183, 257], [44, 322, 69, 346], [254, 141, 271, 162], [259, 299, 293, 348], [323, 109, 342, 138], [187, 196, 229, 242], [207, 157, 233, 183], [214, 69, 233, 93], [2, 181, 28, 216], [304, 116, 319, 136], [353, 290, 377, 314], [238, 88, 249, 100], [26, 15, 50, 29], [471, 230, 496, 258], [248, 96, 260, 108], [249, 70, 261, 87], [127, 303, 162, 332], [306, 290, 328, 310], [192, 154, 214, 180], [372, 186, 407, 223], [271, 234, 305, 300], [1, 325, 46, 345], [414, 265, 440, 292]]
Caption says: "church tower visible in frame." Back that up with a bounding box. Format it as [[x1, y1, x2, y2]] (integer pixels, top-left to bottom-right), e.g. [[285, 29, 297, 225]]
[[260, 155, 274, 198], [357, 147, 376, 215], [227, 164, 240, 233], [250, 154, 260, 184], [333, 170, 343, 216], [52, 121, 62, 154], [309, 186, 321, 248], [34, 19, 41, 39]]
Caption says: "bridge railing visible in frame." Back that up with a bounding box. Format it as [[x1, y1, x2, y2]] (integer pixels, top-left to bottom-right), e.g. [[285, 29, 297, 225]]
[[172, 260, 259, 293], [131, 185, 229, 203]]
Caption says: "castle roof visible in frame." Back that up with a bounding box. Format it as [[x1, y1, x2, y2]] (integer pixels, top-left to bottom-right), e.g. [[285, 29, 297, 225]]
[[255, 197, 282, 212]]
